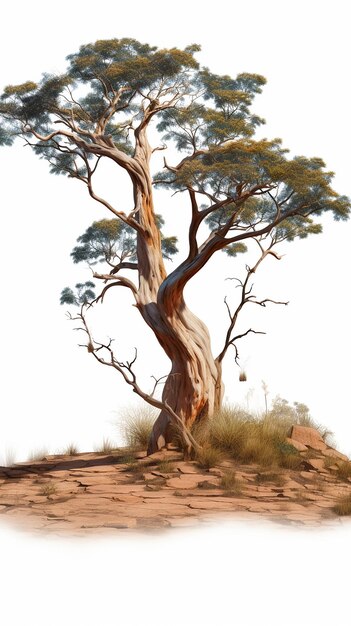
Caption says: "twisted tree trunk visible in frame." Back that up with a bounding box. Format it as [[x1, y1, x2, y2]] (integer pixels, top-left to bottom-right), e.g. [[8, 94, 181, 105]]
[[132, 191, 224, 453], [143, 298, 224, 454], [131, 123, 225, 454]]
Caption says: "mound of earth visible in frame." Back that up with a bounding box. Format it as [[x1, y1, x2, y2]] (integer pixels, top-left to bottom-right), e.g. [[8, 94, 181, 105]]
[[0, 426, 350, 536]]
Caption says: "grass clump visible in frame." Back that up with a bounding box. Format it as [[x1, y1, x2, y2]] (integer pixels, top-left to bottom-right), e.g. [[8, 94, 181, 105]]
[[155, 460, 176, 474], [333, 494, 351, 516], [94, 438, 115, 454], [195, 445, 223, 470], [206, 405, 301, 469], [40, 483, 57, 496], [28, 448, 49, 462], [62, 443, 79, 456], [220, 471, 242, 496], [255, 472, 286, 487], [119, 406, 156, 449], [336, 461, 351, 481], [3, 448, 17, 468], [199, 400, 322, 469]]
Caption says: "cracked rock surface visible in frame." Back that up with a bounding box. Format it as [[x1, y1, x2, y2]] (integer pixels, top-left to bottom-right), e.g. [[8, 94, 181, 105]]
[[0, 442, 350, 536]]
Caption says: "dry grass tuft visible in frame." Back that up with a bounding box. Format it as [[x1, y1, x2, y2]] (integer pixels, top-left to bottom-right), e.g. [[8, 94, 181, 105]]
[[40, 483, 57, 496], [220, 471, 242, 495], [118, 406, 157, 449], [195, 445, 223, 470], [200, 404, 308, 469], [255, 472, 286, 486], [155, 460, 176, 474], [336, 461, 351, 481], [94, 438, 115, 454], [62, 443, 79, 456], [333, 494, 351, 516], [28, 448, 49, 462], [3, 448, 17, 468]]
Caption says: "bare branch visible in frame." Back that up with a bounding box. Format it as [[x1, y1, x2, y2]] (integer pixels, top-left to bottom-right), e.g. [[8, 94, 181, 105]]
[[73, 306, 201, 456], [92, 272, 138, 299], [216, 238, 285, 363]]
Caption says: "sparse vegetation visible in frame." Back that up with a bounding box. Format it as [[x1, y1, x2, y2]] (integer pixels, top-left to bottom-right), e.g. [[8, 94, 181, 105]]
[[28, 448, 49, 462], [323, 456, 340, 469], [119, 406, 156, 449], [333, 494, 351, 516], [3, 448, 17, 467], [40, 483, 57, 496], [94, 438, 115, 454], [336, 461, 351, 481], [255, 472, 286, 486], [195, 445, 223, 470], [62, 443, 79, 456], [155, 460, 176, 474], [220, 471, 242, 496], [192, 401, 324, 469]]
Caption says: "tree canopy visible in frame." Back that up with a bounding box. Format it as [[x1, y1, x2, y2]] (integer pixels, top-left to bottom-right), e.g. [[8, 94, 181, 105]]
[[1, 37, 349, 454]]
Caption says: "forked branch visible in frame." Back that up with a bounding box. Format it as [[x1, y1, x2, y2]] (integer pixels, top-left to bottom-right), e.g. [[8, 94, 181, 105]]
[[70, 306, 201, 456], [216, 238, 288, 364]]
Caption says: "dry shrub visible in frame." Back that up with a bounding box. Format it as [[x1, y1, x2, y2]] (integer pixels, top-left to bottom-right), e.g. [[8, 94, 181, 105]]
[[119, 405, 157, 449], [63, 443, 79, 456], [220, 471, 242, 495], [333, 494, 351, 516], [206, 405, 301, 469], [255, 472, 285, 486], [28, 448, 49, 462], [94, 437, 115, 454], [336, 461, 351, 481], [156, 460, 176, 474], [195, 445, 223, 470], [40, 483, 57, 496], [323, 456, 340, 469], [209, 406, 251, 456]]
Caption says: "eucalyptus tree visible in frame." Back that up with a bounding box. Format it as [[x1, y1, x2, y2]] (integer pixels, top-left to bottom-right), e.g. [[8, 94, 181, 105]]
[[1, 38, 349, 454]]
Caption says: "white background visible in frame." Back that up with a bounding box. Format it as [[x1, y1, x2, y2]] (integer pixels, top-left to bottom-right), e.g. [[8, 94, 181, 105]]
[[0, 1, 351, 625]]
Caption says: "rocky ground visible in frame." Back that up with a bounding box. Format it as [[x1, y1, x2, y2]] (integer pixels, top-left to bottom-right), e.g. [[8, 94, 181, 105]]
[[1, 426, 350, 536]]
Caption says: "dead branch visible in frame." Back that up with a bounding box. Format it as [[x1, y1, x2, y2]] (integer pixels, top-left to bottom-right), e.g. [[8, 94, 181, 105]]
[[73, 306, 201, 456], [216, 238, 286, 364]]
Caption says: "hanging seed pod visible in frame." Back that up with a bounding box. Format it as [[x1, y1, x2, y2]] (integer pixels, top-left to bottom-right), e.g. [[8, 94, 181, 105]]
[[239, 371, 247, 382]]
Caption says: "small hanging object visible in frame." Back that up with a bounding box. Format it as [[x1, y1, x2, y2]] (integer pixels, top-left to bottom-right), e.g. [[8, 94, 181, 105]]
[[239, 370, 247, 382]]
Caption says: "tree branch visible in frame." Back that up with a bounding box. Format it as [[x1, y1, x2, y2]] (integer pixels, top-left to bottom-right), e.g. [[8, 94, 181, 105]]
[[216, 238, 285, 363], [74, 306, 201, 456]]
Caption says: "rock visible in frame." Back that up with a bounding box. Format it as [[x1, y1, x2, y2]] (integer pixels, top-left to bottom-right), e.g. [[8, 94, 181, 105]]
[[305, 458, 326, 472], [290, 425, 327, 451], [323, 448, 349, 461], [197, 480, 219, 489], [166, 474, 205, 489], [286, 437, 308, 452]]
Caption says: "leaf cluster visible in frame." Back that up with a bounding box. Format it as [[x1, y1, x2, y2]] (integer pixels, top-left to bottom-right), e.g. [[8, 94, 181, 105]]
[[60, 281, 96, 306]]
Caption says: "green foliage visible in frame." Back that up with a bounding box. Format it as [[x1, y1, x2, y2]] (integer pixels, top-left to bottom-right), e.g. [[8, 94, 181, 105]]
[[0, 37, 349, 317], [69, 215, 178, 271], [60, 281, 96, 306]]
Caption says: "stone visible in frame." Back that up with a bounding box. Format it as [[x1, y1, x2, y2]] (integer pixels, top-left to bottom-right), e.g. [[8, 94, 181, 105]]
[[323, 448, 349, 461], [290, 425, 327, 451], [166, 474, 205, 489], [306, 458, 327, 472], [286, 437, 308, 452]]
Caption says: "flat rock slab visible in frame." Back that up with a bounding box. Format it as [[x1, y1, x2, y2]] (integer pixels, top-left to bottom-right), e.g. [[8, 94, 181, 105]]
[[166, 474, 207, 489], [290, 425, 327, 451]]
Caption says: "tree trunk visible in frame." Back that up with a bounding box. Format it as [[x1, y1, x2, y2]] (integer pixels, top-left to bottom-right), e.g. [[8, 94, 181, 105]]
[[145, 295, 224, 455], [131, 126, 225, 455]]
